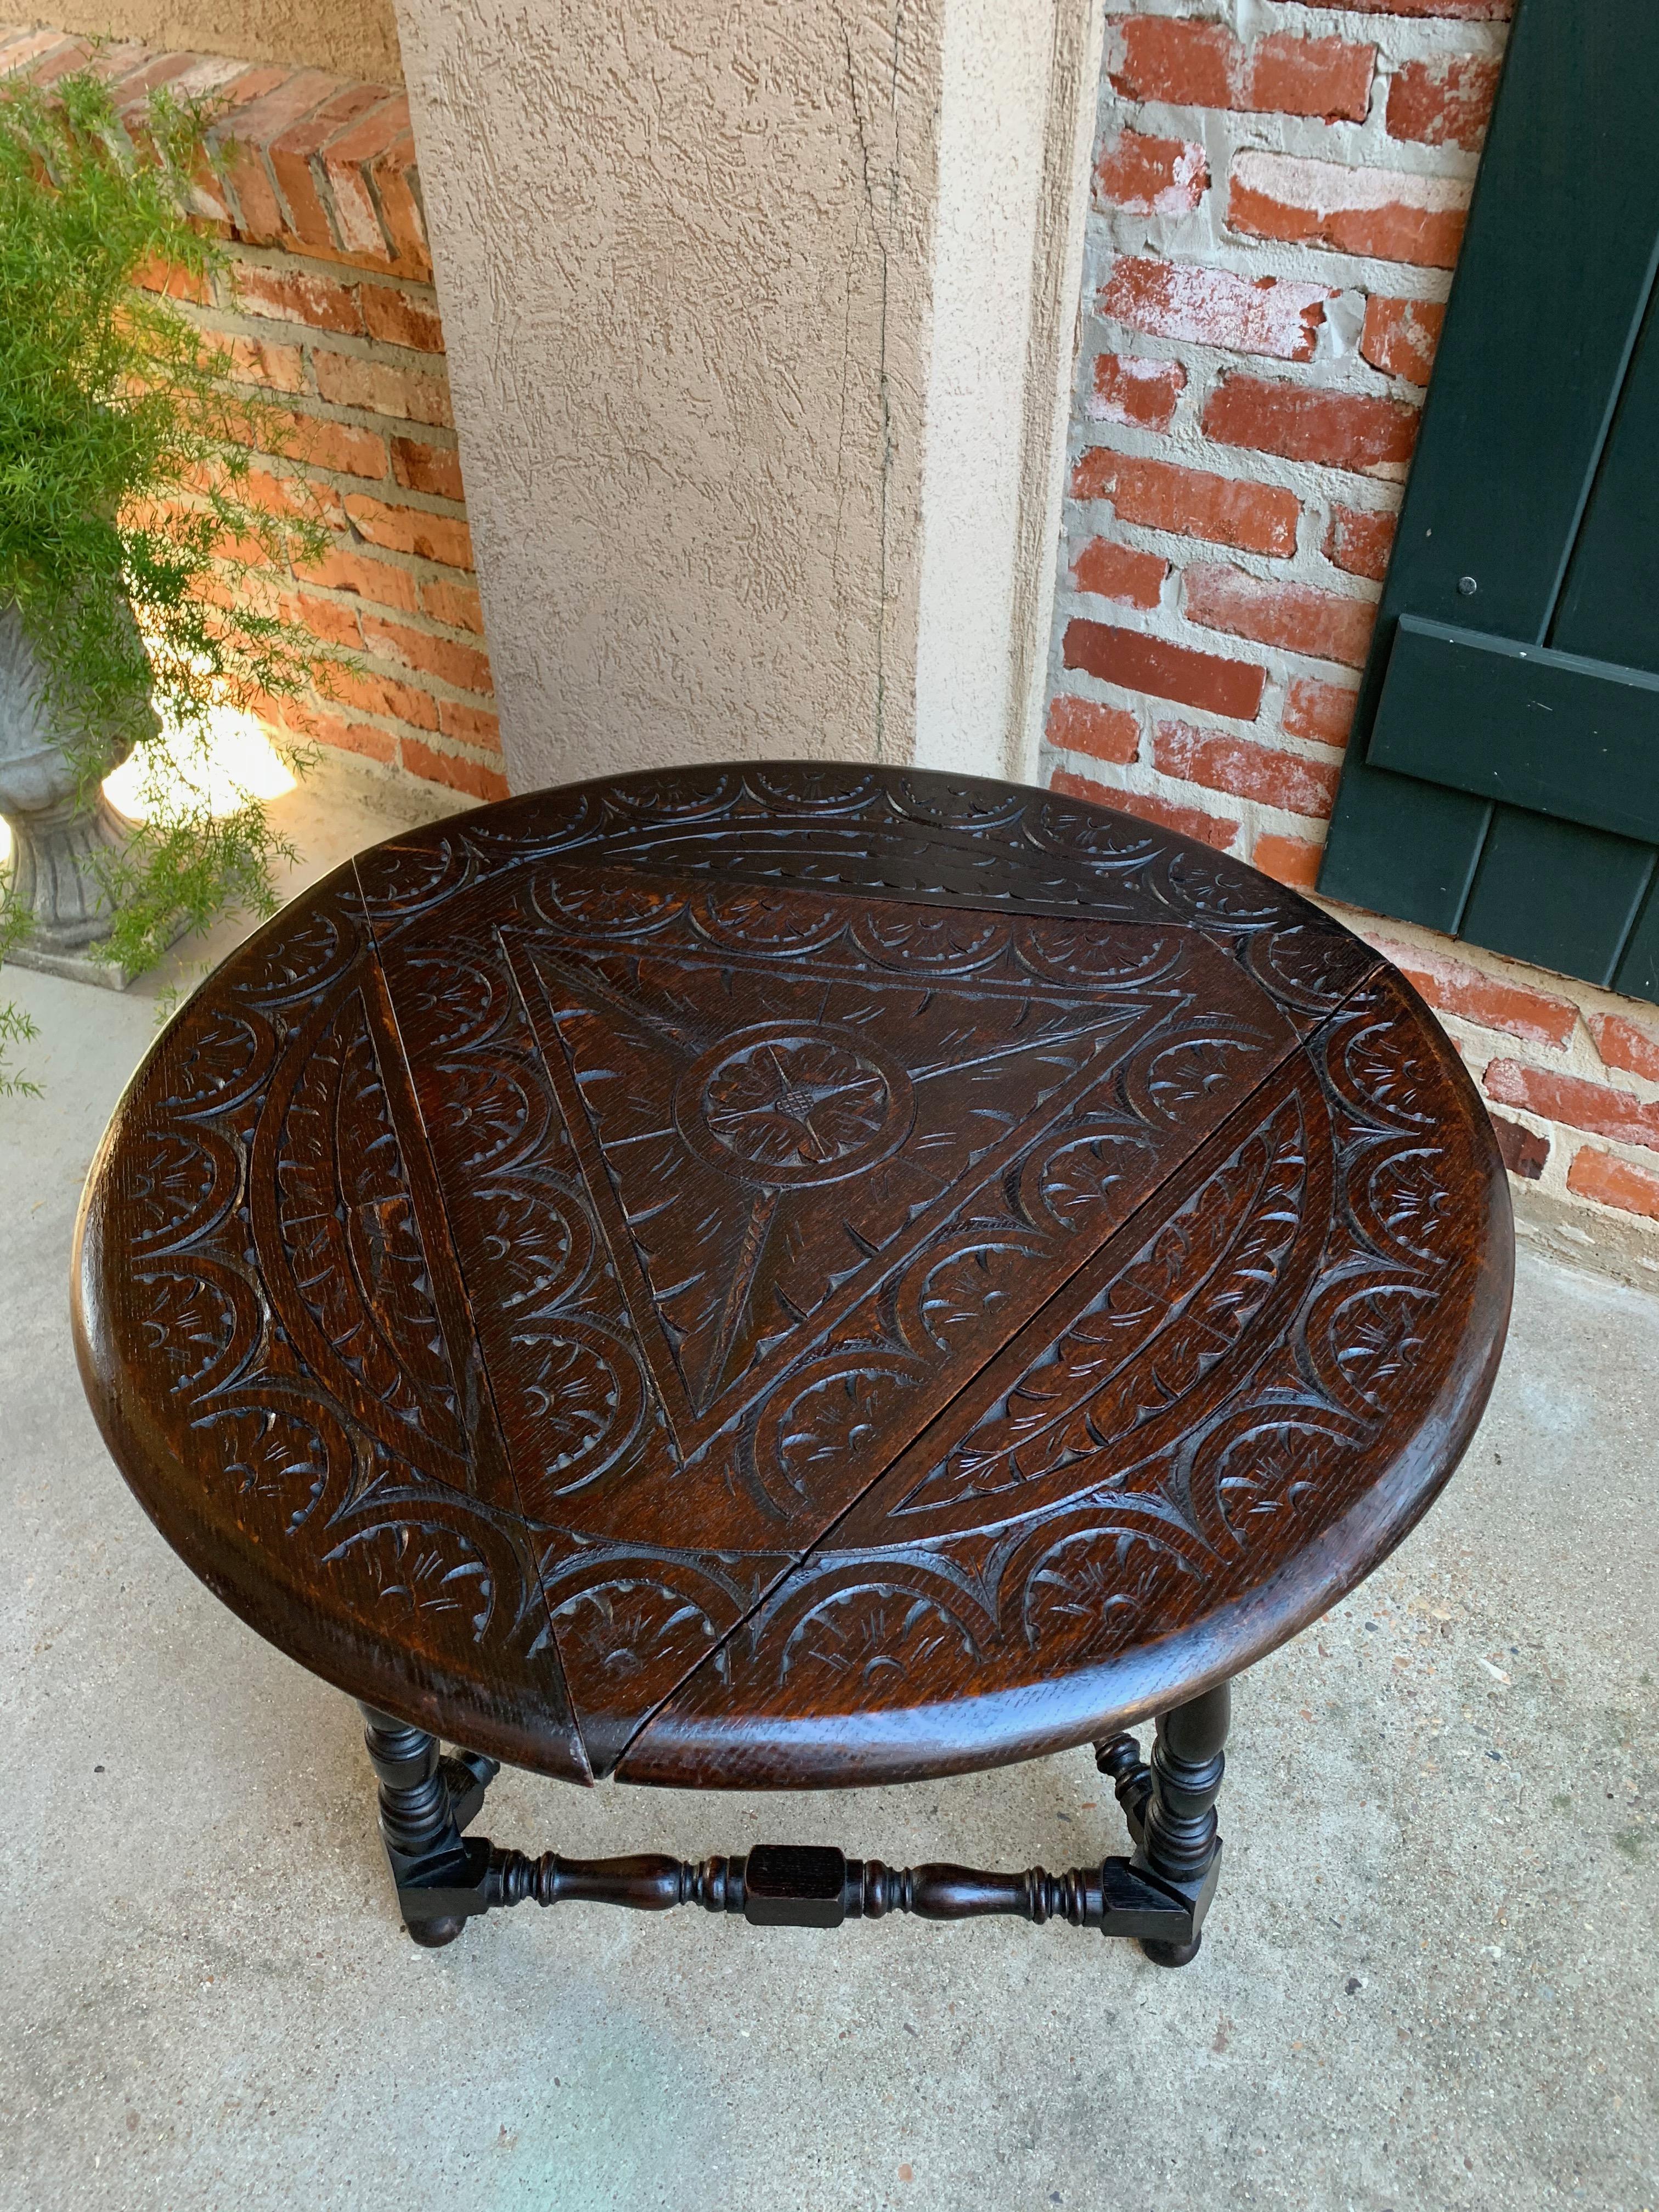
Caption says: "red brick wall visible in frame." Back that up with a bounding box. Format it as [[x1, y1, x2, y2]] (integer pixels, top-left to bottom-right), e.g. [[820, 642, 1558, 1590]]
[[1043, 0, 1659, 1271], [0, 22, 506, 804]]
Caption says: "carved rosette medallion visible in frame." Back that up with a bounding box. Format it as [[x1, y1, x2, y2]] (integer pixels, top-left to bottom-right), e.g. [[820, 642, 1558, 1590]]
[[676, 1024, 915, 1186]]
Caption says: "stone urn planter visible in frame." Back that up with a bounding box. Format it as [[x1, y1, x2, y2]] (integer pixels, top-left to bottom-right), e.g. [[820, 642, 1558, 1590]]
[[0, 599, 150, 985]]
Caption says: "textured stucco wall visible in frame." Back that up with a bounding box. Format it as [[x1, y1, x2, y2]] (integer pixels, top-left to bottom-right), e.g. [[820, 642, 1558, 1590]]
[[913, 0, 1102, 784], [35, 0, 402, 80], [912, 0, 1057, 784], [393, 0, 941, 786]]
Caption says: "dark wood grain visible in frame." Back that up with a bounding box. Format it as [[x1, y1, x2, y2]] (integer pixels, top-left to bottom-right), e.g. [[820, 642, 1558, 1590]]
[[71, 764, 1513, 1789]]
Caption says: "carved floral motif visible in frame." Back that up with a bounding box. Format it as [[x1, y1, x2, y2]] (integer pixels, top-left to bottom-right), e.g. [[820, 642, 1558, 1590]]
[[694, 1032, 901, 1177]]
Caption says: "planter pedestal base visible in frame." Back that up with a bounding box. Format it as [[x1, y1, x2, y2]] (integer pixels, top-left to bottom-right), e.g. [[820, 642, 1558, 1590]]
[[2, 792, 139, 989], [2, 937, 138, 990]]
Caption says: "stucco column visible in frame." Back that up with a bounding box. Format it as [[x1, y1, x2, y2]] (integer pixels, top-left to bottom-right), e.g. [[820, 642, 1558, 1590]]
[[391, 0, 1102, 791]]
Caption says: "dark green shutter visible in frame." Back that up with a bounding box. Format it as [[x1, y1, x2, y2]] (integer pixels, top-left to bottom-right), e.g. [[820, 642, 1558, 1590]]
[[1317, 0, 1659, 1005]]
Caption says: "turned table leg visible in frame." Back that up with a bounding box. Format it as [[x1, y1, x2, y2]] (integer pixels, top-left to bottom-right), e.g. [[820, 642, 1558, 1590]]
[[1134, 1680, 1231, 1968], [358, 1704, 499, 1948]]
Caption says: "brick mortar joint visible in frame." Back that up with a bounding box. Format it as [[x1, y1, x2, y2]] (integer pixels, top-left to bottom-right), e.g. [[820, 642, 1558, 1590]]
[[1082, 303, 1431, 400], [1059, 557, 1380, 614], [1044, 742, 1325, 838], [1090, 528, 1387, 601], [1062, 575, 1385, 646], [1054, 607, 1374, 691], [1099, 4, 1510, 71], [1084, 311, 1442, 386], [1111, 104, 1487, 189], [346, 649, 494, 709], [297, 689, 500, 761], [222, 412, 462, 469], [1069, 427, 1416, 509], [201, 435, 470, 518], [1065, 504, 1383, 568], [292, 575, 481, 639], [228, 383, 455, 441], [1100, 109, 1483, 187], [219, 239, 438, 303], [187, 300, 450, 379], [220, 422, 465, 478], [267, 542, 476, 589], [1084, 218, 1469, 308], [211, 307, 447, 375], [1066, 692, 1349, 771]]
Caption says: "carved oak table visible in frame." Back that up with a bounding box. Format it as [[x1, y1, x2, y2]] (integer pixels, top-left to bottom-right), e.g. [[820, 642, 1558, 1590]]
[[73, 765, 1513, 1967]]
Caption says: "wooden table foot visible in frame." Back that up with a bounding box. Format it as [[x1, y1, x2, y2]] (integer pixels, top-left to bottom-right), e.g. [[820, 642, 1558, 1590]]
[[1098, 1681, 1230, 1967], [359, 1704, 500, 1949]]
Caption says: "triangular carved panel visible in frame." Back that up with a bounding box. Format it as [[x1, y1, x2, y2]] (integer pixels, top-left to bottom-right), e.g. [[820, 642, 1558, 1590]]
[[508, 924, 1179, 1452]]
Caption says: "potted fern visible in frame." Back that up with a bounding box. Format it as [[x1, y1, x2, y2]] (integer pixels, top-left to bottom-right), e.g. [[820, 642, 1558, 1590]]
[[0, 68, 340, 1084]]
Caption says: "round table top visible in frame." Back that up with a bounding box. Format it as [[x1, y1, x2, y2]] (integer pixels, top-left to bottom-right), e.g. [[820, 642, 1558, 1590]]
[[73, 765, 1513, 1790]]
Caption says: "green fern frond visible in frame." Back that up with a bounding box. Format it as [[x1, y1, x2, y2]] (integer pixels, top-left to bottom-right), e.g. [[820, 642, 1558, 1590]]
[[0, 70, 351, 1006]]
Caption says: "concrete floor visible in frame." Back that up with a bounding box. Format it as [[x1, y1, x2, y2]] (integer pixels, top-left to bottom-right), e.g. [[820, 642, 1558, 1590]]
[[3, 762, 1656, 2212]]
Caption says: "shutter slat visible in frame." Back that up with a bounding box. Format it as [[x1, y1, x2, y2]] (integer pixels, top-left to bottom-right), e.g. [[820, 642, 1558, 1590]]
[[1552, 281, 1659, 672], [1367, 616, 1659, 845], [1459, 812, 1655, 988]]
